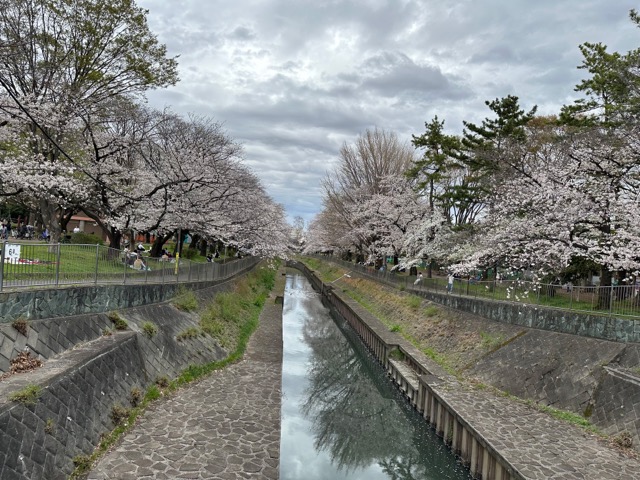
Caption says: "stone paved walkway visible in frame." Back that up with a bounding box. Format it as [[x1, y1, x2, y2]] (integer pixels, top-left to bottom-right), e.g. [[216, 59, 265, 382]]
[[87, 269, 285, 480], [433, 381, 640, 479]]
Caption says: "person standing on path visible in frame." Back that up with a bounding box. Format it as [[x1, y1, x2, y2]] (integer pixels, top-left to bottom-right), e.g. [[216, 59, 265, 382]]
[[414, 272, 423, 285], [447, 273, 454, 293]]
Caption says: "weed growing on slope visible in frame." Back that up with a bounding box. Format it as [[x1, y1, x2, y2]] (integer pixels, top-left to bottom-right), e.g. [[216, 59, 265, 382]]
[[108, 312, 127, 330], [173, 287, 199, 312], [142, 321, 158, 337], [9, 385, 41, 405]]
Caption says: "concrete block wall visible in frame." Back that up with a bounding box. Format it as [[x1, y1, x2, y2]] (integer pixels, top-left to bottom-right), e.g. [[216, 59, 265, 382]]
[[0, 333, 147, 480], [0, 265, 254, 376], [119, 304, 228, 381], [0, 314, 113, 375], [0, 263, 258, 479], [591, 367, 640, 447], [412, 288, 640, 343]]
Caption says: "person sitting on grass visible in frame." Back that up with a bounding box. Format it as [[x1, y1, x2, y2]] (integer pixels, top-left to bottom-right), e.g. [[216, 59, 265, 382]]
[[133, 254, 147, 270]]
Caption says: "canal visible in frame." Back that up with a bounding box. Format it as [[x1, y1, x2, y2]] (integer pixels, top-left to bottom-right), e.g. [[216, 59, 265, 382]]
[[280, 271, 471, 480]]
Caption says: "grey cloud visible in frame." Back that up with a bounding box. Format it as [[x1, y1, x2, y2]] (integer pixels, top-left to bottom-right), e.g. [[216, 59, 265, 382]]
[[138, 0, 640, 223], [357, 51, 472, 100], [229, 26, 256, 41]]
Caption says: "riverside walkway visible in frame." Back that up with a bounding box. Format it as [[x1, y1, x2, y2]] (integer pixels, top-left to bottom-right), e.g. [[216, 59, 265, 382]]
[[87, 269, 285, 480]]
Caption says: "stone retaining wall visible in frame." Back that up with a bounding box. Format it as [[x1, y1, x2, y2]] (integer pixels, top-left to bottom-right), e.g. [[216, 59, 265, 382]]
[[0, 272, 250, 376], [410, 285, 640, 343], [0, 333, 147, 480], [0, 264, 257, 479], [0, 257, 259, 324]]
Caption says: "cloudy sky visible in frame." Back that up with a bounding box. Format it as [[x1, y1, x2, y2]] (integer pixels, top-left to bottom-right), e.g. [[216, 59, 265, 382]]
[[137, 0, 639, 225]]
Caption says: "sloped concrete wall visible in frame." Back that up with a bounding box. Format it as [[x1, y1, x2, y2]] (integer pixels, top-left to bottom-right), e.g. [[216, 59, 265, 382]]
[[0, 264, 259, 479], [468, 330, 626, 414], [0, 333, 147, 480]]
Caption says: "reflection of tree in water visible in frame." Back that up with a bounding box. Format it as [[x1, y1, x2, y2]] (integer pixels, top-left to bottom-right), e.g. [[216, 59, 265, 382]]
[[299, 309, 469, 479]]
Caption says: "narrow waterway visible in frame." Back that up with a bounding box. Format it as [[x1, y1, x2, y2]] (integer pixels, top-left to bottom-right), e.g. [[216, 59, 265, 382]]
[[280, 271, 471, 480]]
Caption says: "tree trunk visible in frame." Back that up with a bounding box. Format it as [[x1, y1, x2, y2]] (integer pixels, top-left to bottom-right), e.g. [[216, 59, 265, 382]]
[[198, 238, 207, 256], [149, 233, 173, 257], [597, 267, 612, 310], [39, 199, 62, 248]]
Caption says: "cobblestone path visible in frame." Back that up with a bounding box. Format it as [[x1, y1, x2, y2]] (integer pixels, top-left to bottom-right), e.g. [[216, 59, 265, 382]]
[[432, 380, 640, 480], [88, 271, 284, 480]]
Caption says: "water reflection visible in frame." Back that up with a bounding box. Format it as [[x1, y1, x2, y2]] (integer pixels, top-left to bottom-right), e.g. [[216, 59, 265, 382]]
[[281, 272, 470, 480]]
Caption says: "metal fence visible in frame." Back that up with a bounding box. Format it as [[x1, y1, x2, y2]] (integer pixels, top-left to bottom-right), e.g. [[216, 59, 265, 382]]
[[0, 241, 259, 292], [309, 254, 640, 319]]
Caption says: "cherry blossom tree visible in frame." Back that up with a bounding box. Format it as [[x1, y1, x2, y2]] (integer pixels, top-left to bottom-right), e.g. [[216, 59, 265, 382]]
[[0, 0, 178, 243], [450, 121, 640, 308]]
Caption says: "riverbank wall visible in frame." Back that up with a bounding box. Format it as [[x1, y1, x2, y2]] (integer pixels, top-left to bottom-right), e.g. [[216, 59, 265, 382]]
[[0, 261, 259, 480]]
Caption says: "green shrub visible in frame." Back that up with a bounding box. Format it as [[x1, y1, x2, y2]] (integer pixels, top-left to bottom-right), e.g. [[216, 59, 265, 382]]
[[176, 327, 200, 341], [110, 404, 131, 425], [9, 385, 41, 405], [70, 232, 104, 245], [424, 305, 439, 317], [73, 454, 92, 474], [145, 385, 161, 402], [480, 331, 504, 350], [108, 312, 128, 330], [180, 248, 199, 260], [142, 322, 158, 337], [390, 324, 402, 333], [406, 295, 421, 309]]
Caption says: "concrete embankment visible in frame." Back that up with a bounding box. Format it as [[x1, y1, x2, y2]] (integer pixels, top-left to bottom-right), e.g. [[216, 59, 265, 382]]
[[291, 260, 640, 480], [0, 261, 267, 480]]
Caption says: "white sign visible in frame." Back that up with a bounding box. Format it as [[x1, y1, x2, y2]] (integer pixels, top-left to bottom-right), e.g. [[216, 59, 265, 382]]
[[4, 244, 20, 263]]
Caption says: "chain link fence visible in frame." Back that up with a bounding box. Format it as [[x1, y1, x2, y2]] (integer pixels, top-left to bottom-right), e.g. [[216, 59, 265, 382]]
[[0, 241, 258, 292]]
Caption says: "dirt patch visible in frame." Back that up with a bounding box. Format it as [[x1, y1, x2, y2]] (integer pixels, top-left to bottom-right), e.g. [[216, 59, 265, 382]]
[[0, 351, 44, 381]]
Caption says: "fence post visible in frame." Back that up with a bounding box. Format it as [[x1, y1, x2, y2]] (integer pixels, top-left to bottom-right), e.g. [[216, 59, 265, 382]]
[[94, 244, 100, 285], [123, 253, 127, 285], [55, 243, 61, 287], [569, 285, 573, 311], [609, 284, 614, 317], [176, 254, 180, 284], [0, 239, 6, 292], [188, 260, 192, 282]]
